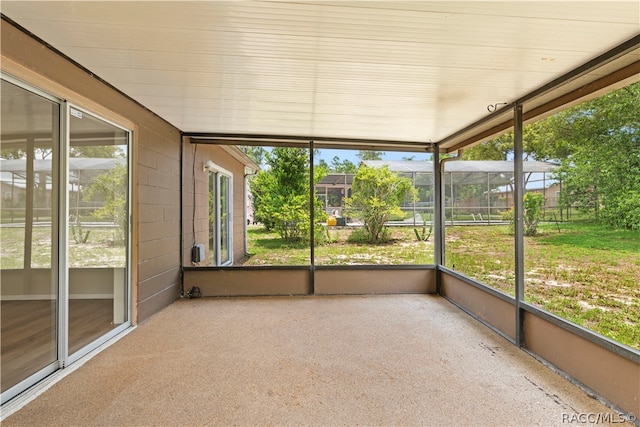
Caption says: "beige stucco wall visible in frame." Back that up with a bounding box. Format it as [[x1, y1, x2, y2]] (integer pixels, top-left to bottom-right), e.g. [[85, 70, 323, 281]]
[[183, 267, 436, 297], [184, 268, 311, 296], [1, 20, 182, 322]]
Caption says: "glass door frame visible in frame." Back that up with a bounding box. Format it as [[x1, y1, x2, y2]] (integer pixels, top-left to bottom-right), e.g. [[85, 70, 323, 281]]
[[64, 103, 133, 366], [208, 162, 233, 266], [1, 73, 63, 405], [0, 73, 133, 404]]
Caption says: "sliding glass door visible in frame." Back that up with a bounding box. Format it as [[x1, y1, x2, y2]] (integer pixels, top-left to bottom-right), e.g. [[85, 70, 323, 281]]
[[1, 79, 60, 397], [208, 165, 232, 266], [1, 76, 131, 404], [67, 107, 130, 358]]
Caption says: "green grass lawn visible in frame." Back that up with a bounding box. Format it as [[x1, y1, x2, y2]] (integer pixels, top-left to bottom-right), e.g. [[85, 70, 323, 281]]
[[3, 220, 637, 350], [524, 222, 639, 350], [245, 222, 639, 350], [244, 225, 434, 266]]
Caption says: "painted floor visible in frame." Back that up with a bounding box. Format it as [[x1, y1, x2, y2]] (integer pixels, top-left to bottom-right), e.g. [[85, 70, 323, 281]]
[[2, 295, 622, 426]]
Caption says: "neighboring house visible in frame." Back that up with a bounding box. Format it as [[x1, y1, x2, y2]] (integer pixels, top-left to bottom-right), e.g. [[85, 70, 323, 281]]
[[494, 182, 562, 209], [315, 173, 354, 216]]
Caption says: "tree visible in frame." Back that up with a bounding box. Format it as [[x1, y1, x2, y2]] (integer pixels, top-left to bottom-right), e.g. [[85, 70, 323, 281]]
[[461, 127, 558, 161], [2, 143, 121, 160], [344, 165, 416, 243], [249, 147, 326, 242], [70, 145, 120, 159], [239, 146, 266, 166], [330, 156, 357, 174], [249, 171, 278, 230], [356, 150, 384, 161], [317, 159, 329, 171], [546, 83, 640, 229], [83, 163, 128, 243], [462, 82, 639, 229], [266, 147, 308, 196], [462, 135, 512, 160], [316, 156, 357, 174]]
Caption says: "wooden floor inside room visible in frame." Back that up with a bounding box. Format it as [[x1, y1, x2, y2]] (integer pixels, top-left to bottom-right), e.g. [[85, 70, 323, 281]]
[[1, 299, 114, 392]]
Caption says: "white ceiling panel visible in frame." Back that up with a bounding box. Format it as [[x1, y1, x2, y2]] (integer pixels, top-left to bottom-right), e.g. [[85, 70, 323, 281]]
[[1, 1, 639, 148]]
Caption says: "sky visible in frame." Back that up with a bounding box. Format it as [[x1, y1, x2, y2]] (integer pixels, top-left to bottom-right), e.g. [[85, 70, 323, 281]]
[[315, 148, 432, 165]]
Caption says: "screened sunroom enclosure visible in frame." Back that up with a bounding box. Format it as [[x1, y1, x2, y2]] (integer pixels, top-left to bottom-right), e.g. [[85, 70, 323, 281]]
[[179, 49, 640, 419], [315, 160, 559, 226], [1, 1, 639, 420]]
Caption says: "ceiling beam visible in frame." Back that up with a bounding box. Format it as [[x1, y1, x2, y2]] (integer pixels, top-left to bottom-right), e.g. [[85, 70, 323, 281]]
[[186, 132, 435, 153]]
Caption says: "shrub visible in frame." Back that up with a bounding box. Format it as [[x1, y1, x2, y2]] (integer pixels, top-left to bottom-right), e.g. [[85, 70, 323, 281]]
[[523, 192, 545, 236], [504, 192, 545, 236], [347, 226, 390, 244], [601, 189, 640, 230], [344, 165, 416, 243]]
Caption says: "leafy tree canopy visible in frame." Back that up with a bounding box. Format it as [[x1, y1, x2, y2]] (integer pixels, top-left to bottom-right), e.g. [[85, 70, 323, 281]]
[[552, 83, 640, 229], [356, 150, 385, 161], [83, 163, 128, 243], [462, 82, 639, 229], [330, 156, 357, 174], [249, 147, 326, 242], [238, 146, 267, 166], [1, 144, 120, 160]]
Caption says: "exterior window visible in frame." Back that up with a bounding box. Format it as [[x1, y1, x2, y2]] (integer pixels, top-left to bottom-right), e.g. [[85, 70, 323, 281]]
[[208, 164, 232, 266]]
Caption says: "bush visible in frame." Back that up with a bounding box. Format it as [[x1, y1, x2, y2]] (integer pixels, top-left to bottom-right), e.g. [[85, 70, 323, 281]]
[[523, 192, 545, 236], [344, 165, 416, 243], [271, 195, 309, 241], [504, 192, 545, 236], [602, 190, 640, 230], [347, 227, 391, 244]]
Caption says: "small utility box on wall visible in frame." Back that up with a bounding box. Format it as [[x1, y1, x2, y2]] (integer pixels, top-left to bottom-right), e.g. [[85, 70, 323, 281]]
[[191, 244, 206, 263]]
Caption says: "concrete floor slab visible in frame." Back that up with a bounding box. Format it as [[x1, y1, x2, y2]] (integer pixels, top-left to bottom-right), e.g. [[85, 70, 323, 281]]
[[2, 295, 624, 426]]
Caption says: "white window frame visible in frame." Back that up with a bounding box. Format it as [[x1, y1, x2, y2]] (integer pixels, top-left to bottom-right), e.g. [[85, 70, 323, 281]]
[[64, 103, 133, 365], [207, 162, 233, 266]]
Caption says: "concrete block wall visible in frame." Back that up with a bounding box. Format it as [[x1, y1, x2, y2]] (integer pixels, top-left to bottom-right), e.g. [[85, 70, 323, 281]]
[[136, 128, 182, 321], [182, 142, 248, 266]]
